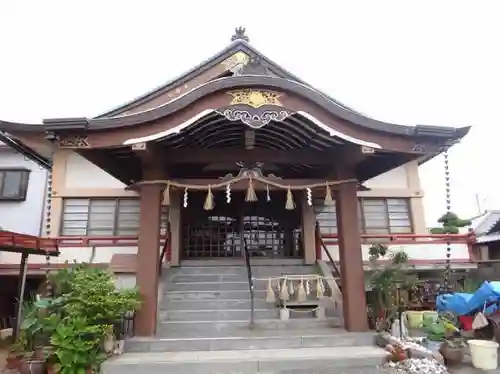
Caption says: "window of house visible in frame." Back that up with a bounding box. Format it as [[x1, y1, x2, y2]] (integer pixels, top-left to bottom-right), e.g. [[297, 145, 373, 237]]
[[313, 199, 337, 235], [60, 198, 169, 236], [314, 198, 412, 235], [0, 169, 30, 201]]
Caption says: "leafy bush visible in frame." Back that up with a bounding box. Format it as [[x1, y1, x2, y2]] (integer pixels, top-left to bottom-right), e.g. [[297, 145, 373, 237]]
[[19, 264, 141, 373]]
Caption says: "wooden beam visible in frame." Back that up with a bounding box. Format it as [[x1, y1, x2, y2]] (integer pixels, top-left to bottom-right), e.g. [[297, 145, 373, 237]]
[[171, 178, 344, 190], [78, 149, 138, 185], [163, 147, 369, 165], [131, 142, 164, 167]]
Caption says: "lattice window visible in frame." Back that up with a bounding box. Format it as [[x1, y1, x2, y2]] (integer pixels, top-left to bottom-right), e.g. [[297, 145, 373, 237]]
[[314, 198, 412, 234], [61, 198, 168, 236]]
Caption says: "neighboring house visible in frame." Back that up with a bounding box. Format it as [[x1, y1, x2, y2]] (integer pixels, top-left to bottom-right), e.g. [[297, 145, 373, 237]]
[[0, 138, 49, 235], [0, 29, 472, 333], [468, 210, 500, 261]]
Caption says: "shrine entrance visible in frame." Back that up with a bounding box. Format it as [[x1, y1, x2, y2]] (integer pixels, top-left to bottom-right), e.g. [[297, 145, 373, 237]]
[[181, 190, 303, 259]]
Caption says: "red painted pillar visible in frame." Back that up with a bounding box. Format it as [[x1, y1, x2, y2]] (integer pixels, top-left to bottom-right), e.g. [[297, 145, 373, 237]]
[[134, 184, 163, 336], [336, 181, 369, 332]]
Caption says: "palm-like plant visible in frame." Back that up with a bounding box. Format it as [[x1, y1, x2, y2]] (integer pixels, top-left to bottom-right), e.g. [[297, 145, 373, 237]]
[[368, 244, 418, 331]]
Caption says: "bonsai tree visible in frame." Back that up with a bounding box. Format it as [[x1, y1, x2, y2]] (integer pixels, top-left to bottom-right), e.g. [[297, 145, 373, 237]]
[[430, 212, 471, 234], [367, 244, 418, 331]]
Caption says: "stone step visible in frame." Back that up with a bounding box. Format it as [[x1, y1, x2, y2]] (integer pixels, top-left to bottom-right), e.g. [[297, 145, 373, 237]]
[[168, 274, 250, 283], [168, 265, 317, 277], [159, 308, 279, 322], [157, 318, 342, 337], [101, 346, 387, 374], [126, 330, 375, 352], [164, 289, 266, 301], [160, 298, 272, 311], [164, 280, 270, 292]]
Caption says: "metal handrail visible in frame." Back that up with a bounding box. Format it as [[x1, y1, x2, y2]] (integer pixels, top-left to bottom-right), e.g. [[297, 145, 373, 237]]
[[158, 225, 170, 275], [242, 237, 255, 328], [315, 222, 341, 278]]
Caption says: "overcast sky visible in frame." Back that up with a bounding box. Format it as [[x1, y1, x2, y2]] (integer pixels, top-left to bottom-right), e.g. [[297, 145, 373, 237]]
[[0, 1, 497, 226]]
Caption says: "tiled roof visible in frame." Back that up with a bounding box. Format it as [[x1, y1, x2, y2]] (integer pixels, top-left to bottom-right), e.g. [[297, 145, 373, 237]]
[[477, 231, 500, 244], [471, 210, 500, 236]]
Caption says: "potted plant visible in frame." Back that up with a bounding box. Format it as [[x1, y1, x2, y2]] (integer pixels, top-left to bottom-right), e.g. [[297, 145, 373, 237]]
[[367, 244, 418, 332], [50, 317, 109, 374], [423, 318, 446, 353], [439, 315, 466, 366], [16, 299, 47, 374], [6, 334, 26, 370], [440, 337, 466, 366]]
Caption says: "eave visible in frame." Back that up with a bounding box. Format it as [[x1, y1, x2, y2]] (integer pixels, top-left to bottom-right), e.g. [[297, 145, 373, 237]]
[[0, 131, 51, 169], [0, 76, 471, 141]]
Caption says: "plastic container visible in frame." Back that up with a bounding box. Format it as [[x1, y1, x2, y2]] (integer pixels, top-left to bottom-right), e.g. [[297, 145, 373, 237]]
[[426, 340, 442, 353], [423, 311, 438, 324], [406, 311, 424, 329], [468, 339, 499, 370]]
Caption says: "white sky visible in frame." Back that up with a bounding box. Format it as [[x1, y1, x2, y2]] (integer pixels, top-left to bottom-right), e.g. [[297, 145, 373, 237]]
[[0, 1, 498, 226]]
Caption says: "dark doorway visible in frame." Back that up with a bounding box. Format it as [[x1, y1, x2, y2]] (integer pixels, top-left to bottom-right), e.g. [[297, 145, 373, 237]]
[[182, 191, 303, 259]]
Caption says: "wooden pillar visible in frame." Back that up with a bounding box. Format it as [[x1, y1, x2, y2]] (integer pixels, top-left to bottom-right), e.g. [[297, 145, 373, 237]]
[[135, 184, 163, 337], [336, 181, 369, 332], [301, 193, 316, 264], [169, 190, 182, 266]]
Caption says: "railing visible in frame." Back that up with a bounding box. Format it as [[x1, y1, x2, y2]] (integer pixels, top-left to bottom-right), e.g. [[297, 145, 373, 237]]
[[315, 222, 340, 278], [50, 235, 168, 247], [242, 237, 255, 329], [119, 311, 136, 339], [0, 230, 59, 254], [320, 232, 474, 245], [158, 226, 171, 275], [317, 231, 475, 264]]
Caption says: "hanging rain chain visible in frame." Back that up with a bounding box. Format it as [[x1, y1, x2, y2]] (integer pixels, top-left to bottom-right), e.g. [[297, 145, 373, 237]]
[[443, 148, 452, 293], [306, 187, 312, 206], [44, 131, 58, 295], [225, 184, 231, 203], [183, 188, 189, 208]]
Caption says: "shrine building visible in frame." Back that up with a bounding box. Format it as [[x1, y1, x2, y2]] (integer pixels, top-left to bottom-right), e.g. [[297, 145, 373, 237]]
[[0, 28, 471, 335]]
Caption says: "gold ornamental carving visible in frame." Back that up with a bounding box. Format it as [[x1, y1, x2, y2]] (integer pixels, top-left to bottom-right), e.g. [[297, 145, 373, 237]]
[[59, 135, 90, 148], [228, 89, 283, 108], [222, 51, 250, 69]]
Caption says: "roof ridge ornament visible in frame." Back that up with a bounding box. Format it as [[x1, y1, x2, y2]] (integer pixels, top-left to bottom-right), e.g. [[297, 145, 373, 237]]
[[231, 26, 249, 42]]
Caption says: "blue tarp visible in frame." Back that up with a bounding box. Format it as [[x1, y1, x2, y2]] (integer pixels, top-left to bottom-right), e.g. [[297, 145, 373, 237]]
[[436, 281, 500, 316]]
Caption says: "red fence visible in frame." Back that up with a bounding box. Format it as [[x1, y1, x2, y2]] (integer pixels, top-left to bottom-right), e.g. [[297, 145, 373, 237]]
[[320, 233, 475, 246], [0, 230, 59, 254]]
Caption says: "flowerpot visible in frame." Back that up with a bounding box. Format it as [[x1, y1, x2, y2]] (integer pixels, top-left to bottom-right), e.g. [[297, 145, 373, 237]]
[[422, 311, 438, 325], [439, 342, 464, 366], [406, 311, 424, 329], [46, 363, 58, 374], [6, 354, 22, 370], [19, 358, 46, 374], [425, 340, 442, 353]]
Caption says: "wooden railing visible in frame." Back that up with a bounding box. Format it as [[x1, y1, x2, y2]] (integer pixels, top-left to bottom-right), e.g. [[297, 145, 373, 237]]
[[38, 232, 474, 248], [316, 232, 476, 263], [0, 230, 59, 254], [242, 237, 255, 329], [46, 235, 168, 247], [319, 232, 475, 246]]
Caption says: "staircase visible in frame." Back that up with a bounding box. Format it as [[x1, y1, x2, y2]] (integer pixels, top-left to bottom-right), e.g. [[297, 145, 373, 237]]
[[102, 262, 385, 374]]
